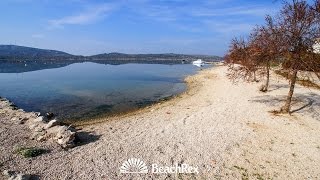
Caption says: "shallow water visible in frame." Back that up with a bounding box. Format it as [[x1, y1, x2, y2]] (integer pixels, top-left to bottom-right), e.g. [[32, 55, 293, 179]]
[[0, 62, 206, 121]]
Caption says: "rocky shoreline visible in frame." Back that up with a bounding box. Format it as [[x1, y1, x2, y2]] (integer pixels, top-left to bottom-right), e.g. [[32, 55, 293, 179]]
[[0, 97, 76, 148], [0, 97, 77, 180]]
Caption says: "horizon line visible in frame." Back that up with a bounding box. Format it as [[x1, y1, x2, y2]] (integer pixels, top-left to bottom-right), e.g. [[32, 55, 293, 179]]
[[0, 44, 221, 57]]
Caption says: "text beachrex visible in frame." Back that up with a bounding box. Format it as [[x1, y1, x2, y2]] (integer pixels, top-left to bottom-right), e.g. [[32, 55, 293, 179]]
[[120, 158, 199, 174]]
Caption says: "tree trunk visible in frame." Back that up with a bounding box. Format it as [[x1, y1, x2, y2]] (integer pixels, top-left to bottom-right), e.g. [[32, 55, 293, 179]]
[[253, 71, 257, 82], [263, 60, 270, 92], [281, 69, 298, 113], [266, 60, 270, 88]]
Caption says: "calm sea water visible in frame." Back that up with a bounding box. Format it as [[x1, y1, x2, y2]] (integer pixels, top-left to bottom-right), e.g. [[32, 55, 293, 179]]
[[0, 62, 207, 121]]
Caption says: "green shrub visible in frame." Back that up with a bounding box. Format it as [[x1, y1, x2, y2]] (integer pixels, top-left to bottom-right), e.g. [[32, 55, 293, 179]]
[[15, 147, 46, 158]]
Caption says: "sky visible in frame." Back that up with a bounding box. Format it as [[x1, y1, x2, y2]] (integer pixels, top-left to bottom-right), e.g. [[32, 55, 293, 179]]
[[0, 0, 283, 56]]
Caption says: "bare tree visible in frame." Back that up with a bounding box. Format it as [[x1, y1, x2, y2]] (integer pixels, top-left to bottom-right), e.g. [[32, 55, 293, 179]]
[[225, 0, 320, 113], [226, 17, 281, 88], [249, 16, 282, 92], [277, 0, 320, 113], [226, 37, 259, 82]]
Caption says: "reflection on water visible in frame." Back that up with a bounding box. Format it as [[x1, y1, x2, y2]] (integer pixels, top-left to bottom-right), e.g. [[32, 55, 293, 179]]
[[0, 62, 207, 121]]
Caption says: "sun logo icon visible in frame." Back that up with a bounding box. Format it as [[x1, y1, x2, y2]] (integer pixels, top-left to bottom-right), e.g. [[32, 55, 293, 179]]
[[120, 158, 148, 174]]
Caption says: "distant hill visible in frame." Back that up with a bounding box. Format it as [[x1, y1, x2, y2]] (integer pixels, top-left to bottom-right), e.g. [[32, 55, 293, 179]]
[[0, 45, 222, 62], [0, 45, 72, 58], [90, 53, 221, 62]]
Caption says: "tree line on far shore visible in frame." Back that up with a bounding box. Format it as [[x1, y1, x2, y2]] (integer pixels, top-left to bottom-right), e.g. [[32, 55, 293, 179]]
[[225, 0, 320, 113]]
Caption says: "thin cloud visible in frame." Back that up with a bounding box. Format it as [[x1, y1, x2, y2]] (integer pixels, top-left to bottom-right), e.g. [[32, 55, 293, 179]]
[[131, 4, 179, 22], [31, 33, 45, 39], [124, 1, 273, 35], [48, 3, 116, 29], [191, 6, 273, 17], [204, 20, 255, 35]]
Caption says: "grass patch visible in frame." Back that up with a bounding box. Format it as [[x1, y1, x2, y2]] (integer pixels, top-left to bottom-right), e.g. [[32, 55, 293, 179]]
[[253, 173, 265, 180], [270, 62, 280, 67], [275, 70, 320, 90], [269, 109, 282, 116], [234, 166, 249, 180], [14, 147, 47, 158], [274, 69, 289, 78], [234, 165, 247, 171], [297, 79, 320, 89]]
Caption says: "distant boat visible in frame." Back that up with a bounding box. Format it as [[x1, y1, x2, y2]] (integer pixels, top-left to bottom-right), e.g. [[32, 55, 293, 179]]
[[192, 59, 204, 67]]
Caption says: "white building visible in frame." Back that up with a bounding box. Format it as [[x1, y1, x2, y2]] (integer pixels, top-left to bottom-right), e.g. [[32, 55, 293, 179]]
[[313, 38, 320, 54]]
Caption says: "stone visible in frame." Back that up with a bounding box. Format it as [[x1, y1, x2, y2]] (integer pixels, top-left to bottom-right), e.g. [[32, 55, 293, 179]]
[[2, 170, 14, 176], [31, 131, 45, 140], [34, 126, 44, 132], [28, 123, 38, 130], [45, 112, 54, 120], [33, 116, 43, 122], [34, 112, 41, 117], [47, 126, 76, 148], [57, 131, 76, 148], [28, 118, 45, 130], [11, 117, 18, 121], [9, 173, 31, 180], [37, 135, 45, 141], [2, 170, 31, 180], [44, 119, 59, 130], [48, 126, 67, 137], [17, 117, 29, 124]]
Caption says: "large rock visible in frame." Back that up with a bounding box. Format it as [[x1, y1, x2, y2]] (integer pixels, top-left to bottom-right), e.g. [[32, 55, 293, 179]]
[[47, 125, 76, 148], [28, 117, 76, 148], [33, 116, 44, 123], [28, 120, 45, 131], [44, 119, 59, 130], [2, 170, 30, 180]]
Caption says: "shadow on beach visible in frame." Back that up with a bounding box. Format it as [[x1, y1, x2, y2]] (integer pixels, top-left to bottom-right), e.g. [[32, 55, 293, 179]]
[[74, 130, 102, 146], [250, 92, 320, 120], [268, 84, 289, 91]]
